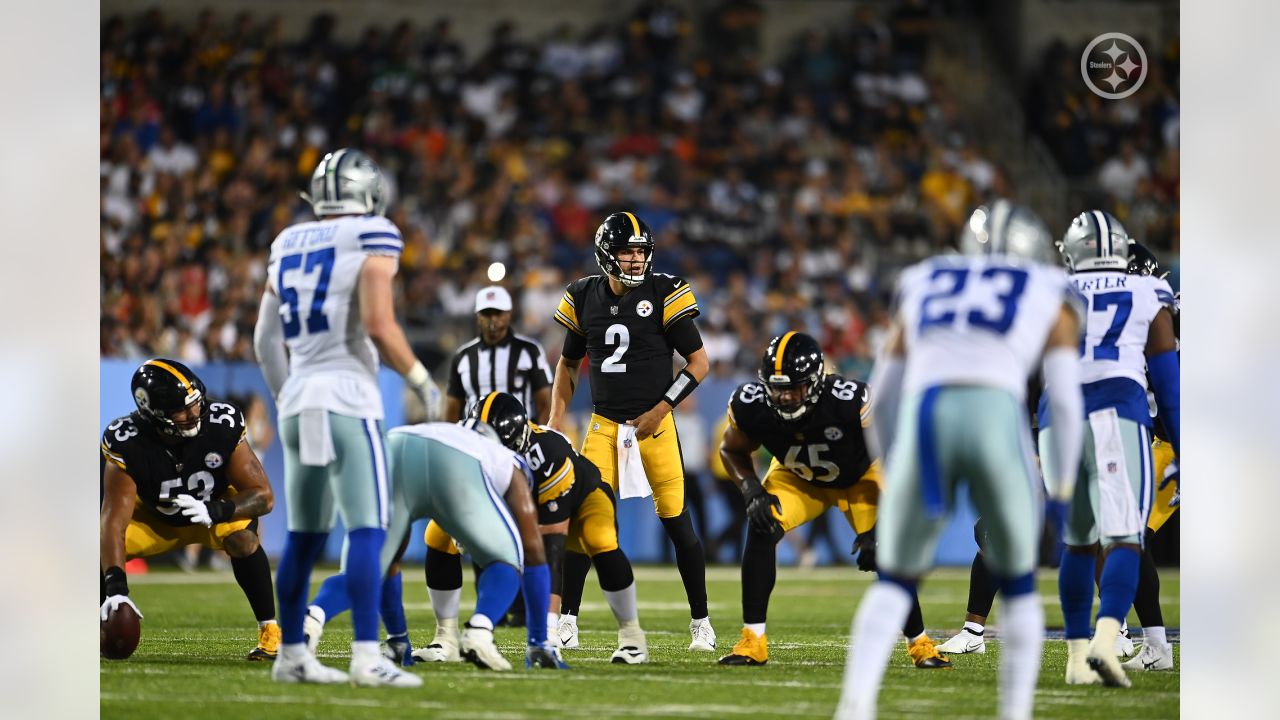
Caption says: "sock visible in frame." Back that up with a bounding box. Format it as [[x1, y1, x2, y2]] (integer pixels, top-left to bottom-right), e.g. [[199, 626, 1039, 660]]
[[1097, 546, 1140, 621], [998, 585, 1044, 720], [741, 527, 778, 624], [280, 642, 309, 661], [231, 545, 277, 623], [602, 581, 640, 624], [835, 580, 914, 719], [560, 551, 592, 616], [745, 622, 766, 636], [1144, 626, 1168, 647], [592, 549, 635, 592], [468, 614, 494, 631], [1134, 545, 1165, 628], [1058, 550, 1096, 640], [345, 527, 387, 643], [474, 562, 521, 628], [522, 564, 551, 645], [311, 572, 352, 621], [963, 621, 985, 635], [351, 639, 381, 662], [902, 596, 925, 640], [275, 531, 329, 645], [967, 552, 998, 618], [381, 571, 407, 638], [661, 511, 709, 619]]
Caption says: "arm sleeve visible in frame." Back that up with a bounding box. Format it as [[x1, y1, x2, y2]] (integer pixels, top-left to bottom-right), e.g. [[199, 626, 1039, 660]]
[[1041, 346, 1084, 502], [561, 329, 587, 361], [866, 356, 904, 460], [1147, 349, 1180, 455], [446, 352, 465, 398], [252, 291, 288, 399], [666, 315, 704, 357]]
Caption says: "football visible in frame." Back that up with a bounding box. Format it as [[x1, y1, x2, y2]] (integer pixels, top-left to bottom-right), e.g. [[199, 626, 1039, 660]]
[[101, 602, 141, 660]]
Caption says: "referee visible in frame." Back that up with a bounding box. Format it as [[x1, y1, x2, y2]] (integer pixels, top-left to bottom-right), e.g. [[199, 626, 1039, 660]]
[[444, 285, 553, 423]]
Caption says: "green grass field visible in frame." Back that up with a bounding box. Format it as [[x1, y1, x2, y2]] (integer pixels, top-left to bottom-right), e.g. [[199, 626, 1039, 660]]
[[101, 565, 1178, 719]]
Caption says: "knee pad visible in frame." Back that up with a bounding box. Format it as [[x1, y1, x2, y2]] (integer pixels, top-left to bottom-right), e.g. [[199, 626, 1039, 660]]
[[592, 549, 634, 592]]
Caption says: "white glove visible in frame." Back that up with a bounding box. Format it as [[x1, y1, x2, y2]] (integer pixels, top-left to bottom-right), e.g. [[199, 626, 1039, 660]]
[[173, 494, 213, 527], [101, 594, 143, 622], [406, 362, 443, 422]]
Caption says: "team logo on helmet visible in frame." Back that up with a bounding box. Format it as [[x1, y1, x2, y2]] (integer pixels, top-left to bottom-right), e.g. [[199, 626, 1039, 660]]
[[825, 427, 843, 441], [205, 452, 223, 469], [134, 388, 151, 411], [636, 300, 653, 317]]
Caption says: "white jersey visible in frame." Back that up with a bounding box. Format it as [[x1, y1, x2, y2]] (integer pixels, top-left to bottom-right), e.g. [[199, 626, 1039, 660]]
[[1072, 271, 1176, 389], [896, 255, 1078, 399], [388, 423, 523, 496], [267, 215, 404, 419]]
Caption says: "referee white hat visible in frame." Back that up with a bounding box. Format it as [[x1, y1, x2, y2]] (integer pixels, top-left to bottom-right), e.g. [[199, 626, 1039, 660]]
[[475, 286, 513, 312]]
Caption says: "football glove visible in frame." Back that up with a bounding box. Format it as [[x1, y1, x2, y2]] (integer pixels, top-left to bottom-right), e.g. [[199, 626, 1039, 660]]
[[743, 484, 782, 535], [852, 526, 877, 573], [526, 641, 570, 670], [383, 634, 416, 667], [1160, 459, 1179, 508], [173, 494, 213, 527], [100, 594, 142, 622], [407, 362, 443, 422]]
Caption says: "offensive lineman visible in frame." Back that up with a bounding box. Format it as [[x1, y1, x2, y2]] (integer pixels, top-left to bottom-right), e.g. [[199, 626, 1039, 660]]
[[548, 212, 715, 652], [836, 200, 1086, 720], [716, 332, 949, 670]]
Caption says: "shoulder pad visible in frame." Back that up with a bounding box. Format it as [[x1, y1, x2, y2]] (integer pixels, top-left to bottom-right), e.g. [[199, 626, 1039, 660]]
[[101, 415, 143, 469], [205, 400, 248, 447], [728, 382, 769, 429]]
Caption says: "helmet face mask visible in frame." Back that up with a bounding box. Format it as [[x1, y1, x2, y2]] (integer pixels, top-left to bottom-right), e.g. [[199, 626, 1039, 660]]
[[759, 332, 825, 423], [303, 149, 388, 218], [1126, 240, 1168, 280], [594, 212, 654, 288], [1060, 210, 1130, 272], [467, 392, 531, 454], [131, 359, 208, 440]]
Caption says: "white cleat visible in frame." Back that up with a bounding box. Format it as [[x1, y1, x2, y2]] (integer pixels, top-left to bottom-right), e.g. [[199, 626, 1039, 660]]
[[412, 624, 461, 663], [461, 625, 512, 671], [1114, 627, 1135, 657], [611, 625, 649, 664], [350, 655, 423, 688], [1121, 641, 1174, 671], [1065, 639, 1102, 685], [1087, 639, 1132, 687], [272, 653, 349, 685], [303, 607, 325, 655], [689, 617, 717, 652], [936, 629, 986, 654], [557, 614, 580, 649]]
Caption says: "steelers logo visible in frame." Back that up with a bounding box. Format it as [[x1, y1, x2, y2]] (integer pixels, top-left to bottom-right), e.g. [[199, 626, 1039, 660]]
[[636, 300, 654, 317], [205, 452, 223, 469], [133, 387, 151, 411], [824, 427, 843, 441]]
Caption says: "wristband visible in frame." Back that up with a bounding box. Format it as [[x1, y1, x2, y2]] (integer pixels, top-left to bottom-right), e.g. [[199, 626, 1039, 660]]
[[207, 498, 236, 524], [662, 369, 699, 408], [104, 566, 129, 597], [406, 361, 430, 389]]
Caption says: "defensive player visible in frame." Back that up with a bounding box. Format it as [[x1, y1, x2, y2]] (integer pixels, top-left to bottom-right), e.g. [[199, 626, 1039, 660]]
[[253, 148, 440, 687], [836, 201, 1086, 720], [301, 418, 562, 671], [101, 359, 280, 660], [548, 211, 715, 652], [716, 332, 949, 669]]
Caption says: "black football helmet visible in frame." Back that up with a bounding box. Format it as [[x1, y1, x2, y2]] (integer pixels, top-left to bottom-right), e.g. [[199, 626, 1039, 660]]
[[457, 417, 502, 444], [758, 332, 826, 422], [1126, 240, 1169, 280], [593, 211, 654, 287], [131, 358, 207, 440], [467, 391, 531, 453]]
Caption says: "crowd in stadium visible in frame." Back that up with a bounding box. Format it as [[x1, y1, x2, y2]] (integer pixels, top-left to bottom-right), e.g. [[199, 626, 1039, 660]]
[[99, 1, 1177, 382]]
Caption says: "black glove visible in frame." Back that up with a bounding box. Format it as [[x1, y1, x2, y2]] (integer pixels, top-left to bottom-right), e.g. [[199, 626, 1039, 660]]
[[852, 526, 877, 572], [743, 483, 782, 534]]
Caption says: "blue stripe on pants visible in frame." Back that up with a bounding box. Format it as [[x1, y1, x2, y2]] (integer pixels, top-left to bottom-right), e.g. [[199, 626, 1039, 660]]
[[362, 418, 389, 528], [917, 386, 945, 518]]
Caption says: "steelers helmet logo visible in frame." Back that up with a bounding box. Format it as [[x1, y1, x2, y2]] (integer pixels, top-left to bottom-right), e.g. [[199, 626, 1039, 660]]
[[548, 501, 559, 513], [133, 387, 151, 411], [205, 452, 223, 469], [636, 300, 653, 317], [824, 427, 843, 441]]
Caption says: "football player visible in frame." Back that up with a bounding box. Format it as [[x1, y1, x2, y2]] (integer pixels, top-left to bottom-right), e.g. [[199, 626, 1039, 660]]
[[300, 418, 562, 671], [100, 359, 279, 660], [1046, 213, 1179, 688], [548, 212, 715, 652], [716, 332, 950, 670], [836, 201, 1086, 720], [253, 149, 440, 687]]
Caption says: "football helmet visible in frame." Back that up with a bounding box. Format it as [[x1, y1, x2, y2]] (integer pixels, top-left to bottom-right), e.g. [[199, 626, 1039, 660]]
[[131, 358, 207, 439], [458, 417, 502, 445], [1126, 240, 1169, 280], [957, 199, 1057, 265], [593, 212, 654, 288], [758, 332, 825, 422], [302, 148, 388, 218], [467, 392, 531, 453], [1060, 210, 1130, 272]]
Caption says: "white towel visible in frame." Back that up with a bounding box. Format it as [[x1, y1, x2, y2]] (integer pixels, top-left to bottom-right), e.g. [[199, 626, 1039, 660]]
[[616, 424, 652, 500], [298, 408, 336, 467], [1089, 408, 1141, 537]]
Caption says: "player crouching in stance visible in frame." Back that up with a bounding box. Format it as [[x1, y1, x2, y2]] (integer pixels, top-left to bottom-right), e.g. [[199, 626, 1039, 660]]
[[303, 418, 563, 672], [835, 201, 1085, 720], [100, 359, 280, 660], [716, 333, 948, 669]]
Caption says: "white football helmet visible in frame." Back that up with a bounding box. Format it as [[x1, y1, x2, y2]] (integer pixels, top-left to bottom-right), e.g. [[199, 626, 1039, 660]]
[[1060, 210, 1130, 272], [957, 199, 1057, 265], [302, 148, 388, 218]]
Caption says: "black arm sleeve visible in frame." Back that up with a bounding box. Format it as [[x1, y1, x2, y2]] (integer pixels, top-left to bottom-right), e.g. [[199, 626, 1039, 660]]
[[561, 329, 587, 361], [666, 315, 704, 357], [542, 533, 567, 597], [446, 351, 465, 398]]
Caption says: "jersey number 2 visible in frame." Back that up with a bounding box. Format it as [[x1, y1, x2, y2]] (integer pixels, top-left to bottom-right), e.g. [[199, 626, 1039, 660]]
[[602, 323, 629, 373], [279, 248, 336, 339]]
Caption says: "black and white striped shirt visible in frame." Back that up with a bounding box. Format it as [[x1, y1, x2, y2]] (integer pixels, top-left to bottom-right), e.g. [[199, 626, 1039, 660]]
[[446, 332, 553, 418]]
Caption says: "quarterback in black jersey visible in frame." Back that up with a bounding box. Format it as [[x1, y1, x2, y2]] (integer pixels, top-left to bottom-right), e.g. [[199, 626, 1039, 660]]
[[716, 333, 949, 670], [100, 359, 279, 660], [549, 211, 715, 653]]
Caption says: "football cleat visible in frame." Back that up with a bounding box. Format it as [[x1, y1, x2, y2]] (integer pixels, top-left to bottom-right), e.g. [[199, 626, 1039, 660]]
[[1065, 639, 1102, 685], [271, 654, 349, 685], [412, 624, 461, 663], [303, 607, 324, 655], [461, 624, 512, 671], [936, 628, 985, 655], [1114, 625, 1135, 657], [611, 625, 649, 665], [350, 655, 423, 688], [1088, 618, 1133, 687], [248, 621, 281, 661], [557, 614, 580, 649], [1121, 641, 1174, 671], [907, 635, 953, 669], [718, 627, 768, 666], [527, 642, 570, 670], [689, 617, 717, 652]]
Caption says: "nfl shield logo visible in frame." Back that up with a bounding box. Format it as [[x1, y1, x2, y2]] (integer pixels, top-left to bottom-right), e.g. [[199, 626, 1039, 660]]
[[610, 306, 619, 315], [623, 437, 633, 449], [1106, 461, 1118, 473]]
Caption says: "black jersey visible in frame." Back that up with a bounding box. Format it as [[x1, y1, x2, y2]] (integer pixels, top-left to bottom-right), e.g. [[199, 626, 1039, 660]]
[[728, 375, 874, 490], [554, 273, 699, 422], [100, 401, 247, 527], [523, 424, 603, 525]]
